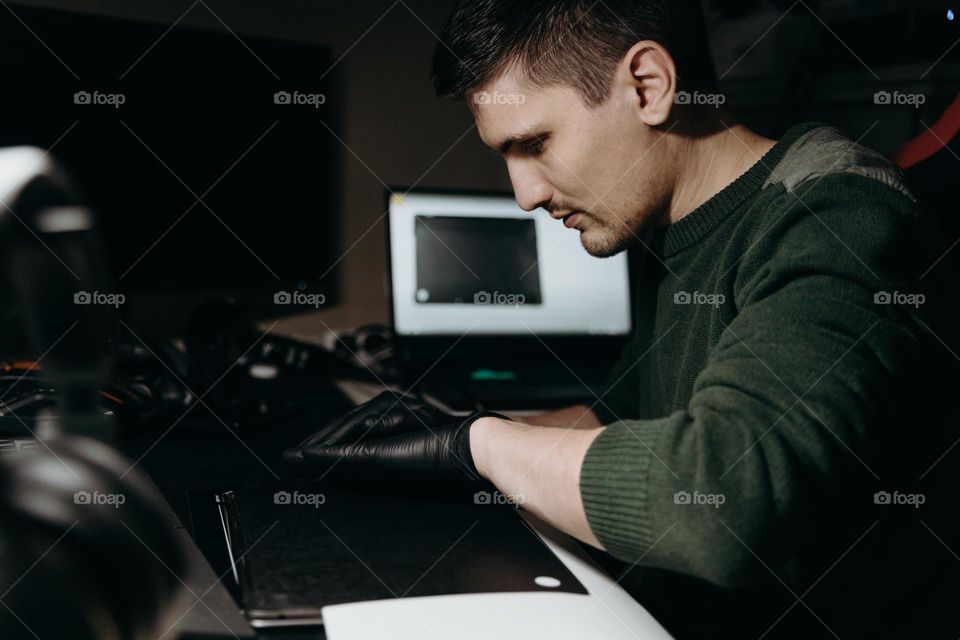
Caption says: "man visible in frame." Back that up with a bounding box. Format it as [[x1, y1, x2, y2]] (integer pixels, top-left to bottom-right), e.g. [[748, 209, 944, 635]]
[[285, 1, 960, 637]]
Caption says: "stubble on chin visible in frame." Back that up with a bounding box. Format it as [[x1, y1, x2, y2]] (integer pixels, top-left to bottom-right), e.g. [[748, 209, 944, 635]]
[[578, 215, 640, 258]]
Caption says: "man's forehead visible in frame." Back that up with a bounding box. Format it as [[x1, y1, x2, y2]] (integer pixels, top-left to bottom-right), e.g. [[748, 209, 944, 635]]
[[473, 83, 557, 151]]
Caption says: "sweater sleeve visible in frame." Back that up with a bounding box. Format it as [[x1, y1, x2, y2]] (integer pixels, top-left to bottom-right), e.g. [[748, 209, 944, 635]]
[[579, 175, 944, 587]]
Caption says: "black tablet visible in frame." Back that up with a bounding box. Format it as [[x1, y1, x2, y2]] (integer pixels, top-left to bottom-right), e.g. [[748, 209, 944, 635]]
[[217, 484, 587, 628]]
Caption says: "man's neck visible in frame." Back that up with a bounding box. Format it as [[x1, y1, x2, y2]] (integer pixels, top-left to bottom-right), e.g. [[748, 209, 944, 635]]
[[666, 120, 776, 226]]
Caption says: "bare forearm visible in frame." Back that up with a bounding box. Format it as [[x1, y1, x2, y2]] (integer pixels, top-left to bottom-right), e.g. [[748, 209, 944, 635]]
[[470, 416, 605, 549], [509, 404, 603, 429]]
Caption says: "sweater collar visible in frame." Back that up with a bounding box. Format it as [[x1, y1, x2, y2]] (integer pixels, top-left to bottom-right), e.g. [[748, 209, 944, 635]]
[[654, 122, 821, 257]]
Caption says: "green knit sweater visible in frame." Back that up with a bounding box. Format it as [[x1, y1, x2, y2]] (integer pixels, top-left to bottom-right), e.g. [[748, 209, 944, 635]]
[[580, 122, 960, 639]]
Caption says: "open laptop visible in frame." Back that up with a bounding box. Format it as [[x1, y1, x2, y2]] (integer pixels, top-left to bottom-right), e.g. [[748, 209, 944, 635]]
[[386, 189, 633, 410]]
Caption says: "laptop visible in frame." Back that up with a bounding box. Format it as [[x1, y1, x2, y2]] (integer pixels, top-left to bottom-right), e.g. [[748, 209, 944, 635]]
[[218, 485, 588, 628], [386, 189, 633, 410]]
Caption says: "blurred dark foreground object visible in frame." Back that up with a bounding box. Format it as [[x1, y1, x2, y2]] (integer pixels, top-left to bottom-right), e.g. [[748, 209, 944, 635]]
[[0, 146, 187, 639]]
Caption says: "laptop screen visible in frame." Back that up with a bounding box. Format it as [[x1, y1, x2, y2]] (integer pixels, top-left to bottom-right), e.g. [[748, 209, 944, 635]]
[[388, 191, 632, 337]]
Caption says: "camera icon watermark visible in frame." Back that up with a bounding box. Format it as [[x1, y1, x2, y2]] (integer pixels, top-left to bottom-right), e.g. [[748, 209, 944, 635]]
[[473, 91, 526, 108], [674, 91, 726, 108], [874, 91, 926, 109], [273, 490, 326, 508], [274, 90, 326, 108], [873, 290, 925, 308], [74, 90, 126, 108], [673, 490, 725, 508], [74, 290, 126, 308], [74, 490, 126, 508], [273, 290, 326, 308], [473, 290, 526, 306], [673, 290, 725, 308], [473, 490, 524, 506], [873, 490, 925, 508]]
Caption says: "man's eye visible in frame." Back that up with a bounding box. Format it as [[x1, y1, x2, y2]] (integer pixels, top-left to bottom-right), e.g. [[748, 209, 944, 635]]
[[522, 140, 545, 156]]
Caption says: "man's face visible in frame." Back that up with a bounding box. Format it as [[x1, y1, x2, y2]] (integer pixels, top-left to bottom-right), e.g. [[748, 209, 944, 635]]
[[473, 71, 673, 258]]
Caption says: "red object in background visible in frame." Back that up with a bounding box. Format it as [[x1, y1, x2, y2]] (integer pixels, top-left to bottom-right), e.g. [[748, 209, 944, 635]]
[[891, 94, 960, 169], [890, 92, 960, 275]]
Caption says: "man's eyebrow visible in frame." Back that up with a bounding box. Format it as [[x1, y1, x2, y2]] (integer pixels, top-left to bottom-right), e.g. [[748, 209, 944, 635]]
[[489, 130, 548, 156]]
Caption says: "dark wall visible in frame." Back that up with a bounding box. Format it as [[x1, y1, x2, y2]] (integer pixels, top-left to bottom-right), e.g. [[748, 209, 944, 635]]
[[7, 0, 956, 343]]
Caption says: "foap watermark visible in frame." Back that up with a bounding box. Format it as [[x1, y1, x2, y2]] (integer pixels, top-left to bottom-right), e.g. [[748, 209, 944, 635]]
[[274, 290, 326, 308], [675, 91, 726, 108], [674, 490, 725, 508], [74, 490, 126, 508], [874, 91, 926, 109], [474, 490, 525, 506], [74, 90, 125, 108], [273, 490, 326, 508], [74, 290, 125, 308], [874, 290, 925, 308], [274, 90, 326, 108], [473, 90, 526, 108], [674, 290, 725, 308], [474, 291, 526, 306], [873, 490, 925, 508]]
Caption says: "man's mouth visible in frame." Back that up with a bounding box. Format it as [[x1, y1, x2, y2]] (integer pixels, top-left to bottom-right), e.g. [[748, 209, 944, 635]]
[[552, 210, 585, 229]]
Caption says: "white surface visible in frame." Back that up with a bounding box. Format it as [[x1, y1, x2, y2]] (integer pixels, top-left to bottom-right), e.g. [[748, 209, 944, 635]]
[[388, 191, 632, 336], [323, 513, 673, 640]]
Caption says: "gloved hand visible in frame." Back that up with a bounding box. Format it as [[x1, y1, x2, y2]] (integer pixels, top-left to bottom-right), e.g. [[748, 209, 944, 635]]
[[283, 410, 507, 483], [282, 391, 459, 468]]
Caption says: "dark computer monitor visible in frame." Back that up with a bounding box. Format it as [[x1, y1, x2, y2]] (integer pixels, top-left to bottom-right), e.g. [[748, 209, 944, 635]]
[[0, 4, 342, 335]]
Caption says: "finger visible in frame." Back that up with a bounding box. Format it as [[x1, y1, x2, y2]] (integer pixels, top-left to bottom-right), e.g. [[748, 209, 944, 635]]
[[319, 410, 381, 445], [300, 443, 373, 470], [297, 414, 349, 448], [324, 393, 420, 444], [303, 433, 444, 476], [281, 447, 306, 467], [299, 392, 395, 447]]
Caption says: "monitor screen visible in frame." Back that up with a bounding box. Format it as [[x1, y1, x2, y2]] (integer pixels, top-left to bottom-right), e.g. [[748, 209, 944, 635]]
[[388, 191, 632, 336]]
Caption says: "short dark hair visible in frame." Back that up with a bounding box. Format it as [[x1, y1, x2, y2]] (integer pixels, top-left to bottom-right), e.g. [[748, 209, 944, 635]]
[[431, 0, 717, 106]]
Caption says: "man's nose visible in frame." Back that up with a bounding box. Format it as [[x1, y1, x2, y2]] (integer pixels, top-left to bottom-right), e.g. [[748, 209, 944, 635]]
[[507, 161, 552, 212]]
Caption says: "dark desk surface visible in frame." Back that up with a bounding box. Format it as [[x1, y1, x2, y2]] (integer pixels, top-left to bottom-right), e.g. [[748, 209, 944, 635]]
[[2, 371, 657, 639], [115, 375, 565, 640]]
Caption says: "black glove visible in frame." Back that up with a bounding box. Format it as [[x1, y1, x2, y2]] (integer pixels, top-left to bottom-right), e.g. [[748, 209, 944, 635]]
[[285, 410, 507, 484], [282, 390, 458, 468]]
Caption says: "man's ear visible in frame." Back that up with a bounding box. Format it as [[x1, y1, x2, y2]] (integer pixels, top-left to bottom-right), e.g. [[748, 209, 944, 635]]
[[619, 41, 676, 127]]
